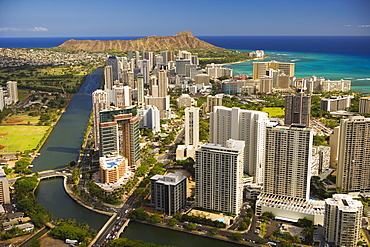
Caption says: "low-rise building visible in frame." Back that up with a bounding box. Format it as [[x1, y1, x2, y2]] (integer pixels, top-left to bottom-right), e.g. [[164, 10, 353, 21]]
[[256, 193, 325, 225], [99, 155, 129, 184]]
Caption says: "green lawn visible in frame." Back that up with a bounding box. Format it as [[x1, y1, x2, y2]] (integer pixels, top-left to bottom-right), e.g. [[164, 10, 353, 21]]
[[0, 126, 50, 153], [262, 107, 285, 117]]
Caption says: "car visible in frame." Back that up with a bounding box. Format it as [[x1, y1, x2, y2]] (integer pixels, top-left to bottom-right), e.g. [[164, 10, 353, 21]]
[[221, 234, 227, 237]]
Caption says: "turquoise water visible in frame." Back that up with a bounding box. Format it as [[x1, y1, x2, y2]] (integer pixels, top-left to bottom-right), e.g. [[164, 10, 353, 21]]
[[224, 50, 370, 93]]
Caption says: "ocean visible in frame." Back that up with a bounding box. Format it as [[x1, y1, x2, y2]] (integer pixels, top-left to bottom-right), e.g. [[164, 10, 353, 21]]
[[1, 36, 370, 93]]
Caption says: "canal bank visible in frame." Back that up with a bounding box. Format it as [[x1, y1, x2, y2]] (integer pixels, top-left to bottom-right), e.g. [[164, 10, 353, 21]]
[[34, 67, 110, 231], [121, 221, 246, 247]]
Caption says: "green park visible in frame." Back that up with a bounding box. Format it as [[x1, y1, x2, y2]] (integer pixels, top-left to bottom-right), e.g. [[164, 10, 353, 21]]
[[0, 125, 50, 153]]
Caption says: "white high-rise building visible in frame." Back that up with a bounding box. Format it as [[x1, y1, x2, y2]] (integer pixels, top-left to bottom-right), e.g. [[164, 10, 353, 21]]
[[195, 139, 245, 214], [264, 125, 313, 200], [92, 89, 108, 150], [185, 107, 199, 147], [113, 85, 131, 108], [210, 106, 268, 183], [138, 105, 160, 133], [324, 194, 363, 247], [337, 116, 370, 195], [6, 81, 18, 104]]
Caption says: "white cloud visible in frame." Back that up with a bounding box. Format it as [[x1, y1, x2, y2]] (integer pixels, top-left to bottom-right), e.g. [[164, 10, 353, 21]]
[[358, 25, 370, 28], [344, 25, 351, 27], [30, 27, 48, 32], [0, 27, 22, 31]]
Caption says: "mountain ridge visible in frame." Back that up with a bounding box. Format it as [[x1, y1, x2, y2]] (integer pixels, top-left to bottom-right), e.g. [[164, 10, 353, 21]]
[[57, 31, 223, 52]]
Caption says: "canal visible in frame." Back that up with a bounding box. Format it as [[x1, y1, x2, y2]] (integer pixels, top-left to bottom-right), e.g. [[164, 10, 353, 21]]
[[34, 67, 109, 230], [32, 67, 103, 172]]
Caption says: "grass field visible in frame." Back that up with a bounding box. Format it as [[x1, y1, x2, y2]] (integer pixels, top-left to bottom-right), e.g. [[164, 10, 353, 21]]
[[262, 107, 285, 117], [0, 126, 50, 153], [2, 114, 40, 125]]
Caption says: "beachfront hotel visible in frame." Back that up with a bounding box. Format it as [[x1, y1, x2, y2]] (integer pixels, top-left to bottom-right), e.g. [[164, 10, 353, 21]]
[[252, 60, 294, 80], [195, 139, 244, 215], [324, 194, 363, 247]]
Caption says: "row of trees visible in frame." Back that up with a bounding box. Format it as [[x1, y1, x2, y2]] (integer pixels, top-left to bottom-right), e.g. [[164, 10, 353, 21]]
[[51, 218, 96, 246], [172, 212, 226, 228]]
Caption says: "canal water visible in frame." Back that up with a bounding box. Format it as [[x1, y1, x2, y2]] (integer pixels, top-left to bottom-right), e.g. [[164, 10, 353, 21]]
[[35, 178, 109, 230], [32, 67, 103, 172]]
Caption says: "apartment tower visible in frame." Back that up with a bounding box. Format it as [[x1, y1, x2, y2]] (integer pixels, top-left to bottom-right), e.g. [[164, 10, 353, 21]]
[[195, 139, 245, 214], [210, 106, 268, 183], [337, 116, 370, 195], [264, 125, 313, 200], [284, 92, 311, 126]]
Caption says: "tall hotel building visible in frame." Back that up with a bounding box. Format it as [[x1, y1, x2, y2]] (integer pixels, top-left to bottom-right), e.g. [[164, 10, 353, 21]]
[[92, 89, 108, 150], [185, 107, 199, 147], [324, 194, 363, 247], [195, 139, 245, 214], [337, 116, 370, 195], [284, 92, 311, 126], [183, 107, 200, 158], [252, 60, 294, 80], [263, 125, 313, 200], [210, 106, 268, 183], [99, 106, 140, 169], [157, 69, 168, 97]]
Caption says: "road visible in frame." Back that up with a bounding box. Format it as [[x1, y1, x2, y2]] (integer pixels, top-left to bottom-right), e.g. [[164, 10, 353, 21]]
[[92, 194, 138, 247]]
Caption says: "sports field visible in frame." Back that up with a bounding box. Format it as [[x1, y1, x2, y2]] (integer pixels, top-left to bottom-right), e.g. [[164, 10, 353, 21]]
[[2, 114, 40, 125], [0, 126, 50, 153], [262, 107, 285, 117]]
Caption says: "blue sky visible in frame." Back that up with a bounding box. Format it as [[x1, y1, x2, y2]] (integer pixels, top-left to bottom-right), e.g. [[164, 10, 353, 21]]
[[0, 0, 370, 37]]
